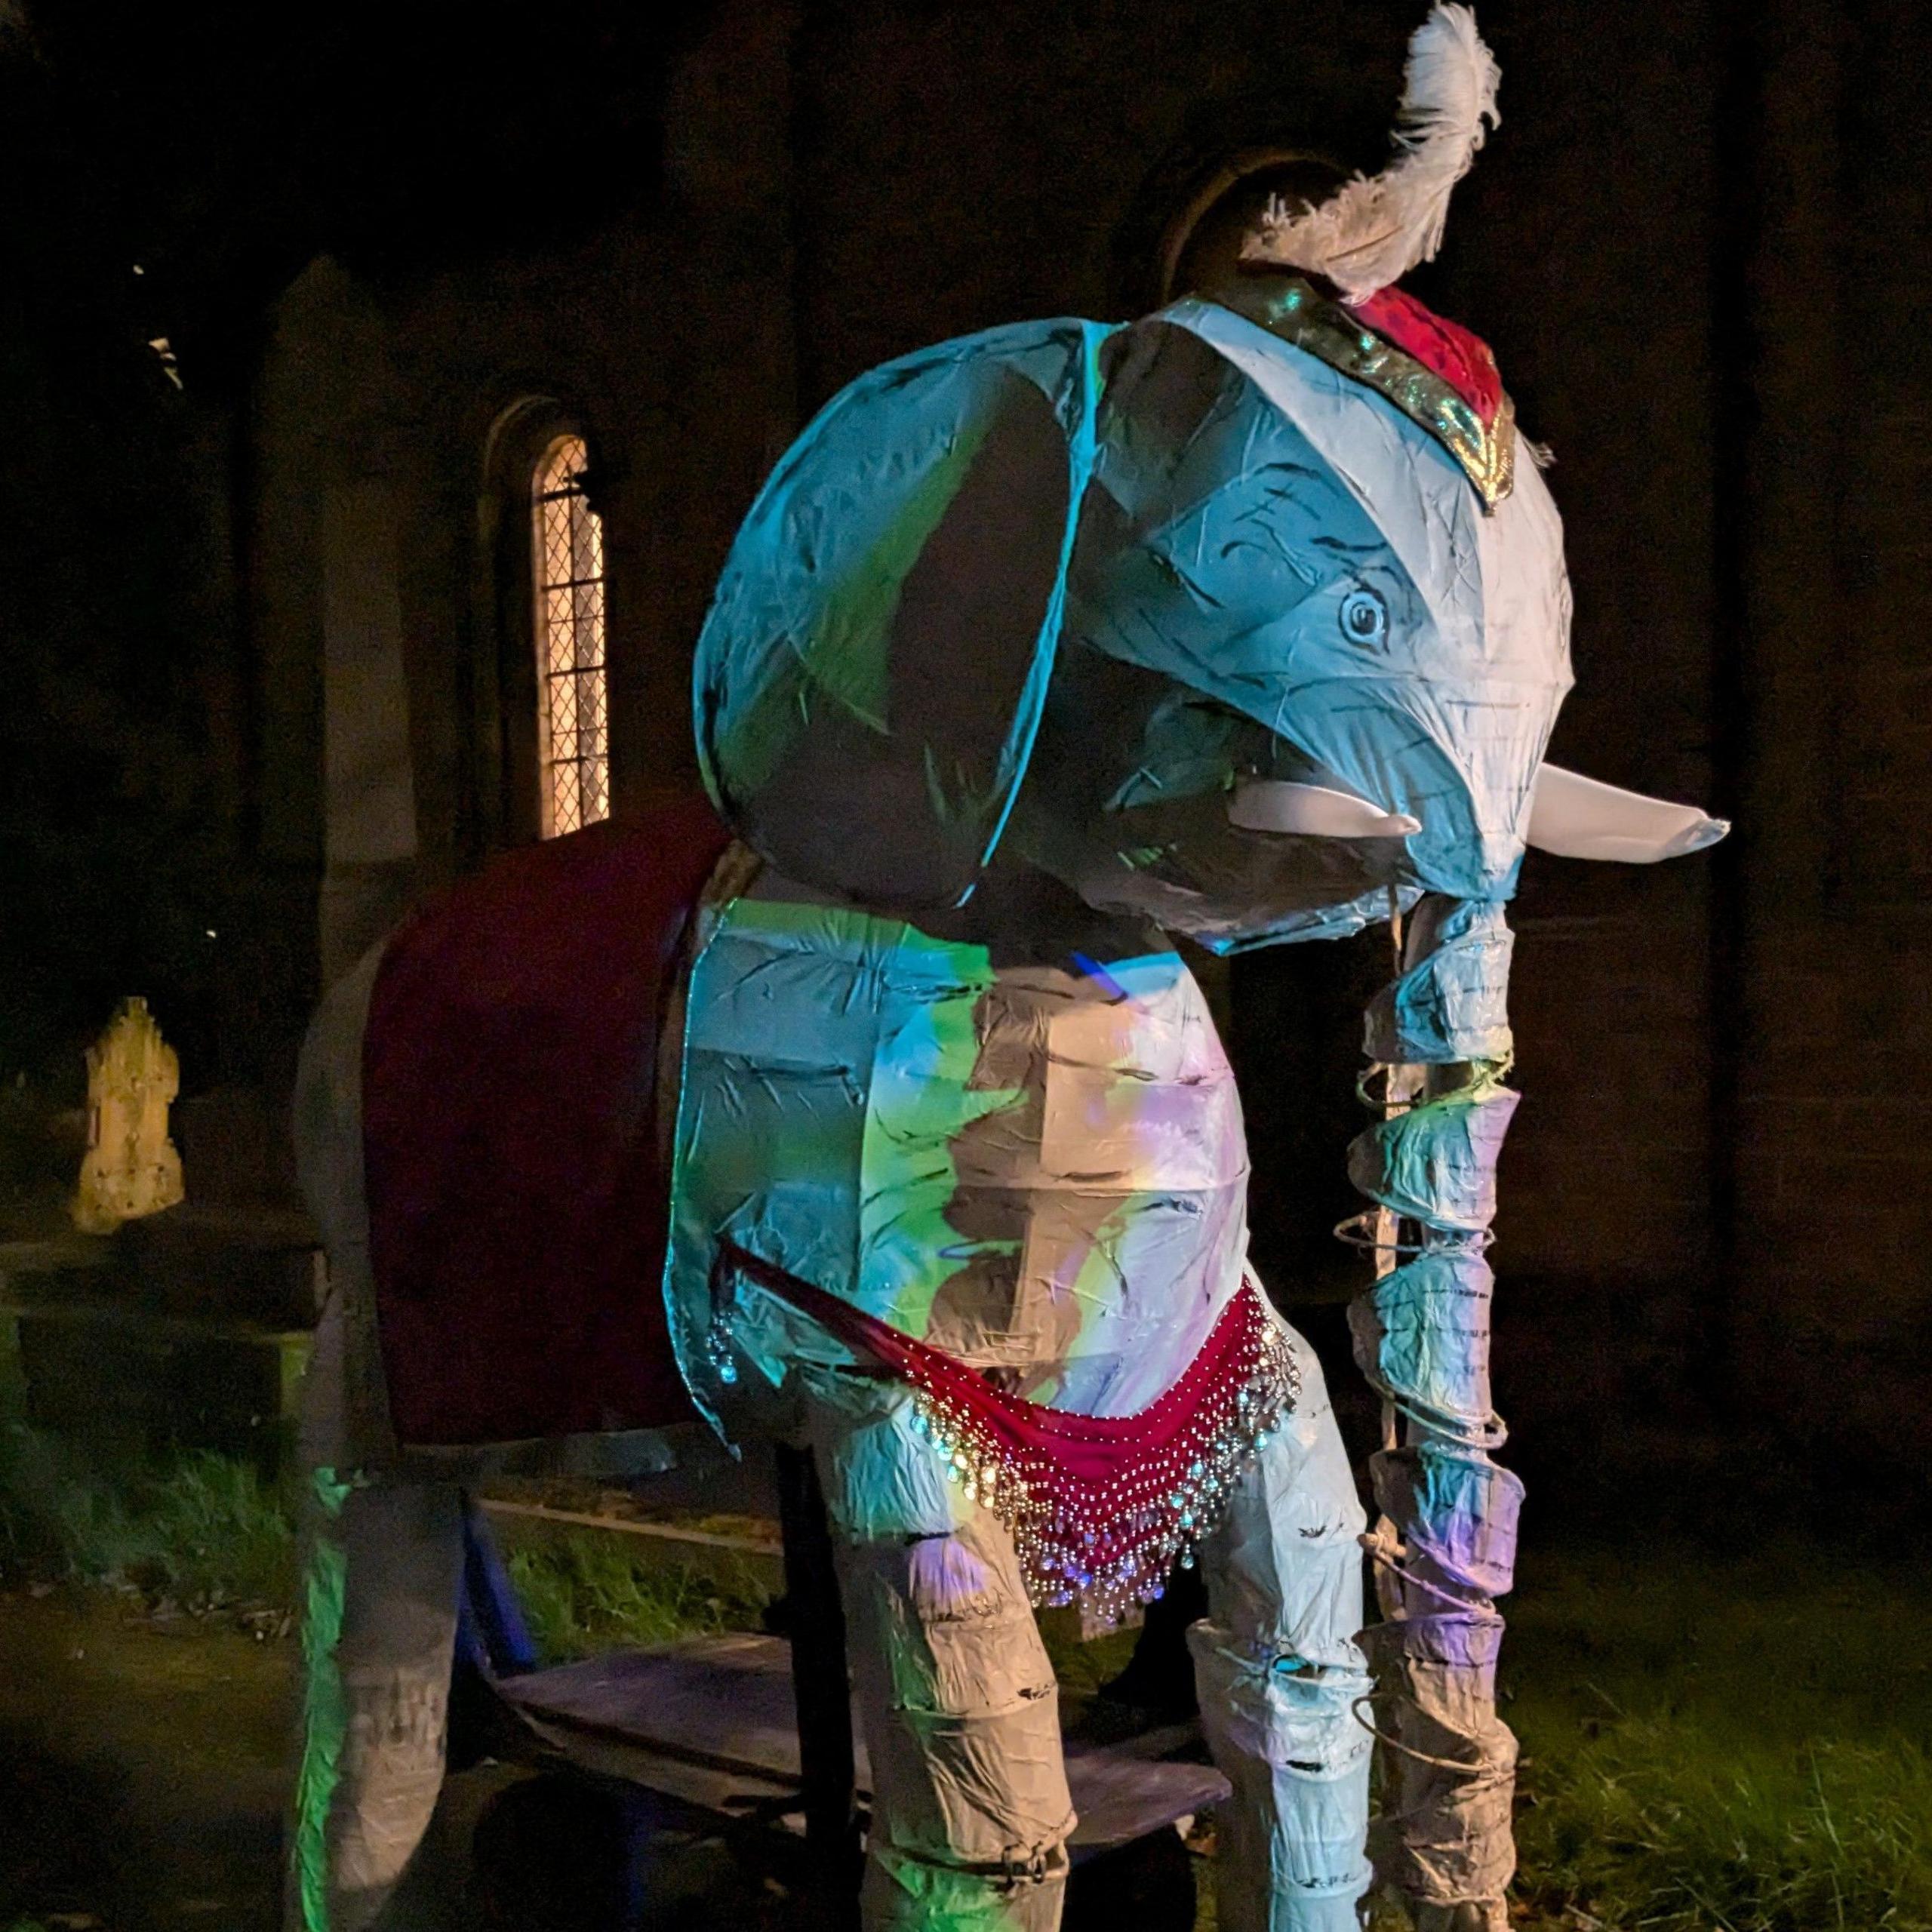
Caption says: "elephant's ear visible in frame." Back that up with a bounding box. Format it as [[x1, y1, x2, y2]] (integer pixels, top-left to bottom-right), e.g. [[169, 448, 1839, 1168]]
[[695, 319, 1110, 909]]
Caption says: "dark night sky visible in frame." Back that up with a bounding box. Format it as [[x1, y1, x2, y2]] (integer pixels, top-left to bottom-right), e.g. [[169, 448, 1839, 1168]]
[[3, 2, 691, 380]]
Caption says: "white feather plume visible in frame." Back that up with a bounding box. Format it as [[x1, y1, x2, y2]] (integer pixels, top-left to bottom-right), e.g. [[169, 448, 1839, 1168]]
[[1241, 3, 1500, 301]]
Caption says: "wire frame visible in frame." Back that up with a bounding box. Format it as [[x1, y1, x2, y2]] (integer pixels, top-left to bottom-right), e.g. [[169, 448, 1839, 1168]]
[[531, 433, 610, 837]]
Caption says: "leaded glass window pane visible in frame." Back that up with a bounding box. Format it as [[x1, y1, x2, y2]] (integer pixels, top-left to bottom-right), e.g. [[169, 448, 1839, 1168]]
[[532, 434, 609, 837]]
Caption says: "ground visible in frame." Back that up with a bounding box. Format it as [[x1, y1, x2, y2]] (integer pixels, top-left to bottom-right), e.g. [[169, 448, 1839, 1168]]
[[0, 1587, 286, 1931], [1, 1509, 1927, 1932]]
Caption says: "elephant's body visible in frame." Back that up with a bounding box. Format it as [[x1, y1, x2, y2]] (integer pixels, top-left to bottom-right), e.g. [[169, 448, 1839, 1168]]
[[669, 863, 1248, 1427], [288, 197, 1715, 1924], [296, 798, 1249, 1456], [289, 828, 1373, 1932]]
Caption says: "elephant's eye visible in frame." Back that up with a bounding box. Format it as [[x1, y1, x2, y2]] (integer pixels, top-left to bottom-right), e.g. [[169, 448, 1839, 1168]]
[[1339, 587, 1389, 649]]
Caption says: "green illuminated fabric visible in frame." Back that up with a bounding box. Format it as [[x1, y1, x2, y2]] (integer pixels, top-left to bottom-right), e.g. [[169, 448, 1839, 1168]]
[[291, 1466, 357, 1932], [661, 884, 1249, 1437]]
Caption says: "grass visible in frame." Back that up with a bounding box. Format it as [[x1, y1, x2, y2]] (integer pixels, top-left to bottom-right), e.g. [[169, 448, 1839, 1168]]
[[0, 1420, 771, 1657], [0, 1421, 294, 1607], [1038, 1543, 1932, 1932], [1503, 1540, 1932, 1931], [503, 1531, 771, 1663], [5, 1423, 1928, 1927], [1516, 1719, 1932, 1930]]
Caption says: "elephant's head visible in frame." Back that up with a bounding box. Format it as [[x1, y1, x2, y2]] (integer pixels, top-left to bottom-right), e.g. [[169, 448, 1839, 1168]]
[[692, 291, 1722, 949], [691, 3, 1721, 940]]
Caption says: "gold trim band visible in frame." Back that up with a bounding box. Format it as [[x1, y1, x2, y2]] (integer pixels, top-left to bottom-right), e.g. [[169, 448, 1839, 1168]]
[[1209, 276, 1515, 511]]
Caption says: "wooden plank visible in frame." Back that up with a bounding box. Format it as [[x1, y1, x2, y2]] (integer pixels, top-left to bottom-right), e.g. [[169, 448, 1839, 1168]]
[[1061, 1743, 1229, 1857], [503, 1635, 804, 1783], [503, 1715, 808, 1832], [498, 1634, 1229, 1858]]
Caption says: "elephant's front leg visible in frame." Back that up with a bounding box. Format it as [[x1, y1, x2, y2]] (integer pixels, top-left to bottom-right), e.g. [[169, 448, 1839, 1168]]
[[803, 1373, 1077, 1932], [1351, 896, 1522, 1929], [1187, 1305, 1375, 1932]]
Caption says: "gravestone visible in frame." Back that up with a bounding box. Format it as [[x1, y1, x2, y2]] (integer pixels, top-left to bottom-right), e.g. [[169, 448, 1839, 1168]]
[[73, 998, 183, 1234]]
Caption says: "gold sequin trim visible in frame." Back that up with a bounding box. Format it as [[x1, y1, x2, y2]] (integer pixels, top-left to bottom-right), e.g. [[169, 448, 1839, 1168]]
[[1209, 276, 1516, 512]]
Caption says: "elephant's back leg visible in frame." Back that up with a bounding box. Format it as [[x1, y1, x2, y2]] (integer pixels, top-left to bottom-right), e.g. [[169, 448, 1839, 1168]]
[[287, 944, 466, 1932], [292, 941, 398, 1475]]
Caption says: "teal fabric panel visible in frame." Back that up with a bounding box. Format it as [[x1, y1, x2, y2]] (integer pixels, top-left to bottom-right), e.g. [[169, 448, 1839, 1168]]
[[1371, 1443, 1523, 1601], [1363, 899, 1515, 1066], [694, 318, 1110, 909], [1345, 1080, 1518, 1234], [1346, 1250, 1495, 1439]]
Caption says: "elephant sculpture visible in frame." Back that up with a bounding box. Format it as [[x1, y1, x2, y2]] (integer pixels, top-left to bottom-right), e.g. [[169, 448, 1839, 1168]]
[[286, 11, 1725, 1930]]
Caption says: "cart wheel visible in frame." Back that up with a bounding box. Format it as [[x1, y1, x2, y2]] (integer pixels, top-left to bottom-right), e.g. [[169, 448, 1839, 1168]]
[[468, 1771, 654, 1930]]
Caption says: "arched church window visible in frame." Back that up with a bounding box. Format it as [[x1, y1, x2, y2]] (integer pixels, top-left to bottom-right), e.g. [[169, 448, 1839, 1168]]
[[531, 434, 610, 836]]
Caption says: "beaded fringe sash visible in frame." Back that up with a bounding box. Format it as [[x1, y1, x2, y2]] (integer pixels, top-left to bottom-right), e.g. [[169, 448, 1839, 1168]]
[[712, 1242, 1300, 1623]]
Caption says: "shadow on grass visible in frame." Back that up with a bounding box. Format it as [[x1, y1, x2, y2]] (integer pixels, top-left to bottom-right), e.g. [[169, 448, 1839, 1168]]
[[0, 1716, 129, 1928]]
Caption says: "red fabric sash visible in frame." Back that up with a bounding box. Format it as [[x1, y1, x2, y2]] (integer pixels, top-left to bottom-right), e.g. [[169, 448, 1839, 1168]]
[[1348, 286, 1505, 428], [715, 1241, 1300, 1621]]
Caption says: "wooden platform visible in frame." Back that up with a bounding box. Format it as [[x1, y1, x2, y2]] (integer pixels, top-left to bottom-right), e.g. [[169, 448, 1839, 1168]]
[[498, 1632, 1229, 1860]]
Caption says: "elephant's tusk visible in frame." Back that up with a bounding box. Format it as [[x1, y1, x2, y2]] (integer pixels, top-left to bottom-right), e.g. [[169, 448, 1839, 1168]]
[[1228, 777, 1422, 839], [1526, 762, 1730, 863]]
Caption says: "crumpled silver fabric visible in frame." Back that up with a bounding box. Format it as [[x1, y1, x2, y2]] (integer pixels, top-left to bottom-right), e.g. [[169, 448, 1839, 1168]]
[[805, 1299, 1373, 1932], [808, 1372, 1075, 1932], [1189, 1339, 1374, 1932], [669, 880, 1251, 1436], [286, 1294, 463, 1932]]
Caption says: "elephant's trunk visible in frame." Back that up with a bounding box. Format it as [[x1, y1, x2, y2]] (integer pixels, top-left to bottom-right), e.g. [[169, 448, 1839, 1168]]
[[1346, 894, 1521, 1930]]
